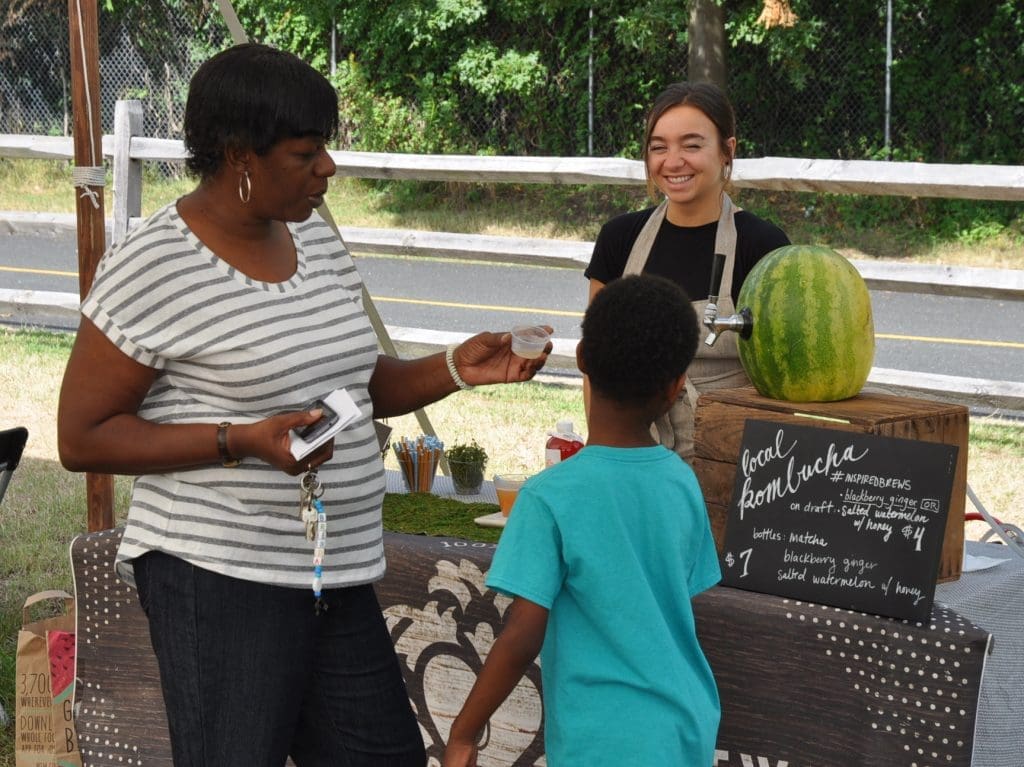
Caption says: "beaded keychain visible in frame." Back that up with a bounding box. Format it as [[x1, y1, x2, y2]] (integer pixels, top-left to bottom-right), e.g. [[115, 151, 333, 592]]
[[299, 467, 328, 614]]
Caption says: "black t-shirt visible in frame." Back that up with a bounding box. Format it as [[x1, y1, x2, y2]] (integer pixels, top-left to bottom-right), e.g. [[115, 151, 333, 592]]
[[584, 206, 791, 303]]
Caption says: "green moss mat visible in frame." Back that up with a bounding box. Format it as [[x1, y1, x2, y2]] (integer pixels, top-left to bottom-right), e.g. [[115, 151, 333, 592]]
[[382, 493, 502, 544]]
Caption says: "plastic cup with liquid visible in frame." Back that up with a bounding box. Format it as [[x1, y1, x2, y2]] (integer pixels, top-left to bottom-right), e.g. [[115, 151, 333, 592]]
[[494, 473, 529, 517], [510, 325, 551, 360]]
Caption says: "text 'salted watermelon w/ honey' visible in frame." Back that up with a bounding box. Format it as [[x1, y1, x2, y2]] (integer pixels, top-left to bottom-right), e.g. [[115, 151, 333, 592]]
[[737, 244, 875, 402]]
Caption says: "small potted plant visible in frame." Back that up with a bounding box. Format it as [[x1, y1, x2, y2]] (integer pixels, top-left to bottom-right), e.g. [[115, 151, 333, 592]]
[[445, 440, 488, 495]]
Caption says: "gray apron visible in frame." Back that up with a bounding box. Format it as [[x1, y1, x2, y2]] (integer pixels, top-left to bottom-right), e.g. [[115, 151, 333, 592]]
[[623, 193, 749, 460]]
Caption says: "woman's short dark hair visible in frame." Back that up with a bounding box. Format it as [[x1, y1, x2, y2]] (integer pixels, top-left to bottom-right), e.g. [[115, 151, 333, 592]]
[[184, 43, 339, 179], [580, 275, 699, 406], [641, 81, 737, 197]]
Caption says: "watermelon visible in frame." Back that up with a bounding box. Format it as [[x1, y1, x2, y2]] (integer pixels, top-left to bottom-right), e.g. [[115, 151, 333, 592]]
[[737, 244, 874, 402]]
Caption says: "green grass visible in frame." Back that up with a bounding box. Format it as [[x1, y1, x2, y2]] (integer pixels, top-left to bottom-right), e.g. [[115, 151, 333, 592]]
[[970, 418, 1024, 451], [2, 149, 1024, 763], [0, 327, 554, 765], [2, 158, 1022, 268], [2, 326, 1024, 764]]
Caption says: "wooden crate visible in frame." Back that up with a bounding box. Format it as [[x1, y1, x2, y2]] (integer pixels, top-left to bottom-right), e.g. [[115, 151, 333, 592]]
[[692, 386, 968, 583]]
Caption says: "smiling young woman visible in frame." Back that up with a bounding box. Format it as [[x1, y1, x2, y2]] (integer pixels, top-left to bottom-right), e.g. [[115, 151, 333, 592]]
[[583, 82, 791, 461], [645, 102, 736, 225]]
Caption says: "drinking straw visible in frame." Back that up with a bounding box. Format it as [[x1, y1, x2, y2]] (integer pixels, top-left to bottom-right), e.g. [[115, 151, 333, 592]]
[[393, 435, 444, 492]]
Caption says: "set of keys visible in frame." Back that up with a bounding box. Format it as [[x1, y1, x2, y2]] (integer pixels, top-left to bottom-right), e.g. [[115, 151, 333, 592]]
[[299, 468, 325, 541], [299, 467, 328, 614]]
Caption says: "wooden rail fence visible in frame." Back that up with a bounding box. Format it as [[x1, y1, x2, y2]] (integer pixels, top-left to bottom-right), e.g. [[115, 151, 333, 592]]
[[1, 99, 1023, 412]]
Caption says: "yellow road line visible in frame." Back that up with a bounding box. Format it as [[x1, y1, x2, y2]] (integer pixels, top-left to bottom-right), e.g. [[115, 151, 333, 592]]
[[874, 332, 1024, 349], [0, 265, 77, 277], [1, 265, 1021, 349], [373, 295, 582, 318], [375, 298, 1024, 348]]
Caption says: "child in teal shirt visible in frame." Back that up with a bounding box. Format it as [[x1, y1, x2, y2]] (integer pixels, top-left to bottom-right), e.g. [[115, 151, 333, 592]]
[[444, 274, 721, 766]]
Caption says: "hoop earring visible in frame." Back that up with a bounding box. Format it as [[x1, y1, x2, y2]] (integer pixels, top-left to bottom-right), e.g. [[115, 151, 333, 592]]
[[238, 170, 252, 204]]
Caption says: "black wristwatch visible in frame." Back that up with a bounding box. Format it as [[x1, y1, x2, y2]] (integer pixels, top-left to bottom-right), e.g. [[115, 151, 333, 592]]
[[217, 422, 240, 468]]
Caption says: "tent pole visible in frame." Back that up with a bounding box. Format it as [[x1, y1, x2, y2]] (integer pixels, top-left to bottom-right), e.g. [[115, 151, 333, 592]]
[[213, 0, 443, 457], [68, 0, 114, 531]]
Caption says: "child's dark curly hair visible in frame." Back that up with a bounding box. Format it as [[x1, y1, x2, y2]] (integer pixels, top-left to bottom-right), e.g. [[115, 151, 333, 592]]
[[580, 275, 699, 405], [183, 43, 339, 180]]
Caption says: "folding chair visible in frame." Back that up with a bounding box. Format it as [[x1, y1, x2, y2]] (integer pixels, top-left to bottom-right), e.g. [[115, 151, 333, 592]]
[[0, 426, 28, 725], [0, 425, 28, 505], [966, 484, 1024, 557]]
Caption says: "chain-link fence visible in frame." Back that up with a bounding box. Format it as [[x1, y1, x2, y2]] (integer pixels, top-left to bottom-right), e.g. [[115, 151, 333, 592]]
[[0, 0, 230, 177], [1, 1, 1021, 165]]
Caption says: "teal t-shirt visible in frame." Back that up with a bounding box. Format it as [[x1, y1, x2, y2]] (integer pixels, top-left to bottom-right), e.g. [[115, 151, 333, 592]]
[[486, 445, 721, 766]]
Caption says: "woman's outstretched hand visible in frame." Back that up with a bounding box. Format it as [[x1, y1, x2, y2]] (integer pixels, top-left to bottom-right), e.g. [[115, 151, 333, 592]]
[[454, 329, 553, 386]]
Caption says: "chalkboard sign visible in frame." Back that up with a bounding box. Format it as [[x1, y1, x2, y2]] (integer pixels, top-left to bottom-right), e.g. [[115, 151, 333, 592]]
[[719, 419, 958, 621]]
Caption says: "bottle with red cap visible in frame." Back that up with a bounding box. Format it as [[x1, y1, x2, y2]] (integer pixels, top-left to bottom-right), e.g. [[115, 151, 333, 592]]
[[545, 419, 584, 468]]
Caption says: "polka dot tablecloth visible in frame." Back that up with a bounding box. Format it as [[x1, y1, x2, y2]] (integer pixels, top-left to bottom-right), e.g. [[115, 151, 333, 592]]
[[694, 585, 990, 767], [71, 529, 167, 766], [72, 529, 997, 767], [934, 541, 1024, 767]]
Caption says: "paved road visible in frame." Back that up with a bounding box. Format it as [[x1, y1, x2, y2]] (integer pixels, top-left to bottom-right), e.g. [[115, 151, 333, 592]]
[[3, 232, 1023, 387]]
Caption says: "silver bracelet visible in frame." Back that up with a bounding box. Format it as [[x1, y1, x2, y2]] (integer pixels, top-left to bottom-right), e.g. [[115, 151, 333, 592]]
[[445, 343, 473, 391]]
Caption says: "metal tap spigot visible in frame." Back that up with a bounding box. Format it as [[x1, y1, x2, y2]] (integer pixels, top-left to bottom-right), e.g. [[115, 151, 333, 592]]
[[703, 301, 723, 346], [704, 306, 753, 346], [703, 253, 753, 346]]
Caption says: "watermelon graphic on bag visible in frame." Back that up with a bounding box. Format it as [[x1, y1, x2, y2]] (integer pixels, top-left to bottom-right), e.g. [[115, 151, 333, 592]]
[[48, 631, 76, 706], [47, 630, 82, 767]]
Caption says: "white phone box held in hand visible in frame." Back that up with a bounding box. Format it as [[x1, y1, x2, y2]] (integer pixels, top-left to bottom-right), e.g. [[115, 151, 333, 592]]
[[288, 388, 360, 461]]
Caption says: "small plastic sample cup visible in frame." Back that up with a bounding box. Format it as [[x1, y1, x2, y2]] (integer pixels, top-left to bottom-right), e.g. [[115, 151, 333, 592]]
[[510, 325, 551, 360], [493, 473, 529, 517]]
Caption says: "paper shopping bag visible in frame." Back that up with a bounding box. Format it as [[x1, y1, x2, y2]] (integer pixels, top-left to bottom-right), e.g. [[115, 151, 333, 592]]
[[15, 590, 83, 767], [48, 630, 82, 767]]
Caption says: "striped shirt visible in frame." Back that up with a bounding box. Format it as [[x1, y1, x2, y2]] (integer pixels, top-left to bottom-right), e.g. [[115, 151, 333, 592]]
[[82, 202, 386, 589]]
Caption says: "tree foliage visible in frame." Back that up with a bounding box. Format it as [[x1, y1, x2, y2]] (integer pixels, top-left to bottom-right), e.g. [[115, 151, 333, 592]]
[[1, 0, 50, 64], [78, 0, 1024, 164], [727, 0, 1023, 163]]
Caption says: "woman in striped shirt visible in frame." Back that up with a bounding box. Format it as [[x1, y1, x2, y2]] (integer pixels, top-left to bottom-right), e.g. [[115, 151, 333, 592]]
[[57, 43, 550, 767]]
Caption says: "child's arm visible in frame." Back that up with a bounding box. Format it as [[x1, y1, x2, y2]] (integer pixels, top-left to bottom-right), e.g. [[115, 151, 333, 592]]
[[443, 596, 549, 767]]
